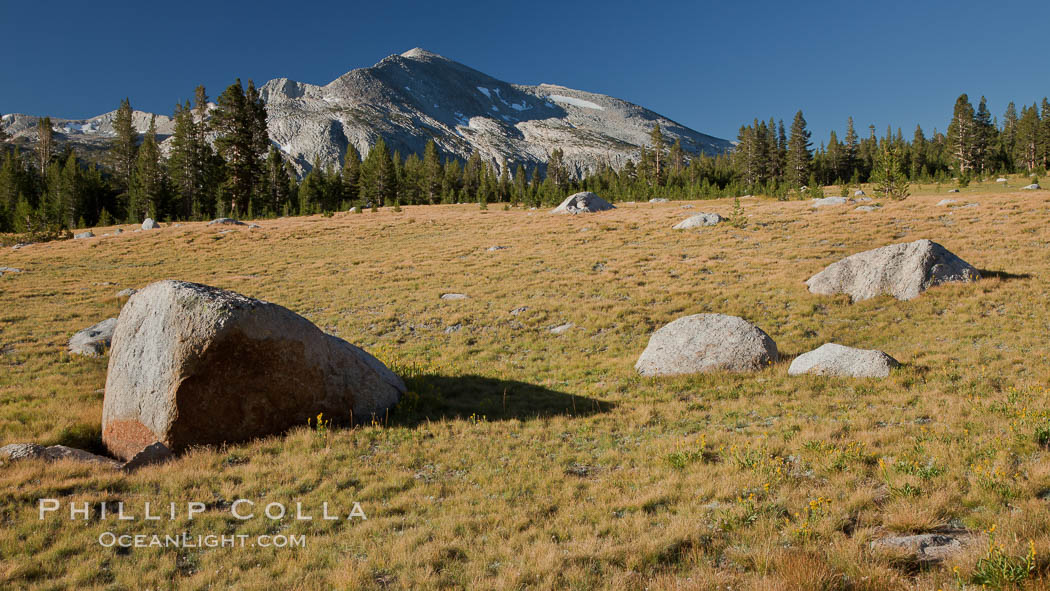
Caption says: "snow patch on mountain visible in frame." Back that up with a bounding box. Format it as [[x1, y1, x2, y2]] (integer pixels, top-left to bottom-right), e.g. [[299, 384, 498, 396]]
[[548, 95, 604, 110]]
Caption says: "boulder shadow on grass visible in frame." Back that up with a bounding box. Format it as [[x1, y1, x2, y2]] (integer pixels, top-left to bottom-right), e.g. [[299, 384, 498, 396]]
[[51, 422, 107, 456], [974, 268, 1031, 282], [388, 374, 614, 427]]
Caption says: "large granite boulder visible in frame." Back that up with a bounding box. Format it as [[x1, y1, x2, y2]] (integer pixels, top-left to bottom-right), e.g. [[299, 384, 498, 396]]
[[788, 343, 899, 378], [806, 239, 979, 302], [68, 318, 118, 357], [635, 314, 778, 376], [142, 218, 159, 230], [673, 213, 723, 229], [102, 281, 405, 460], [551, 192, 615, 214]]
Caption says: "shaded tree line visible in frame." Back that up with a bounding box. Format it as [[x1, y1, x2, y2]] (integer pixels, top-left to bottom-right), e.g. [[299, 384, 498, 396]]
[[4, 91, 1050, 234]]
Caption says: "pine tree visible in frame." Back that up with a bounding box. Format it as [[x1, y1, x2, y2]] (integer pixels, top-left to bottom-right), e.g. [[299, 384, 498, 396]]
[[911, 125, 927, 179], [49, 152, 82, 229], [1015, 104, 1040, 171], [843, 117, 858, 180], [298, 157, 325, 214], [947, 94, 977, 176], [421, 140, 441, 204], [669, 138, 685, 178], [513, 164, 527, 205], [973, 96, 995, 174], [211, 79, 269, 216], [191, 86, 219, 217], [547, 148, 567, 190], [826, 130, 842, 182], [1041, 98, 1050, 170], [776, 119, 788, 181], [342, 144, 362, 207], [262, 147, 291, 215], [786, 110, 812, 188], [871, 142, 910, 200], [128, 116, 166, 221], [1002, 102, 1019, 168], [168, 101, 198, 219], [735, 124, 758, 188], [497, 159, 510, 202], [109, 99, 137, 195], [649, 123, 666, 185], [360, 137, 396, 206], [36, 117, 54, 173]]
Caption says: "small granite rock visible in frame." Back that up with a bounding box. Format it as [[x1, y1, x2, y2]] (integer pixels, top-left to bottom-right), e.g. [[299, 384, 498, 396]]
[[142, 218, 159, 230], [209, 218, 246, 226], [510, 306, 528, 316], [871, 532, 976, 564], [854, 205, 880, 212], [116, 288, 137, 298], [788, 343, 899, 378], [947, 189, 960, 193], [68, 318, 118, 357], [74, 231, 95, 239], [440, 293, 469, 300], [1, 443, 121, 468], [854, 190, 866, 196], [1022, 183, 1040, 190], [649, 198, 669, 203], [936, 199, 958, 206], [673, 213, 723, 229], [811, 197, 850, 207], [550, 323, 574, 335]]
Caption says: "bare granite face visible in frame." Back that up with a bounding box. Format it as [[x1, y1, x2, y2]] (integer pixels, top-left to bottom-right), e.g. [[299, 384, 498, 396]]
[[636, 314, 778, 376], [102, 280, 405, 460], [806, 239, 979, 302]]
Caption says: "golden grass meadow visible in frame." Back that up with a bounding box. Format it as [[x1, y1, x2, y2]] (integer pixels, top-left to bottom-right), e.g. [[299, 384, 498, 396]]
[[2, 180, 1050, 590]]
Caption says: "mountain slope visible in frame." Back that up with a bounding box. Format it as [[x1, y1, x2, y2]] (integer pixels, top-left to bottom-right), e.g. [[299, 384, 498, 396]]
[[4, 48, 731, 175], [261, 48, 730, 174]]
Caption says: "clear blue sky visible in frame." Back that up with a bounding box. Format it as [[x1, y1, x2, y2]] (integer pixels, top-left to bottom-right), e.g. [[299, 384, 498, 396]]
[[3, 0, 1048, 144]]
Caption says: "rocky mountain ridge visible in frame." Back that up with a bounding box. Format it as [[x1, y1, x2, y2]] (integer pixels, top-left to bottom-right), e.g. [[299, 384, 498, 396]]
[[3, 48, 731, 175]]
